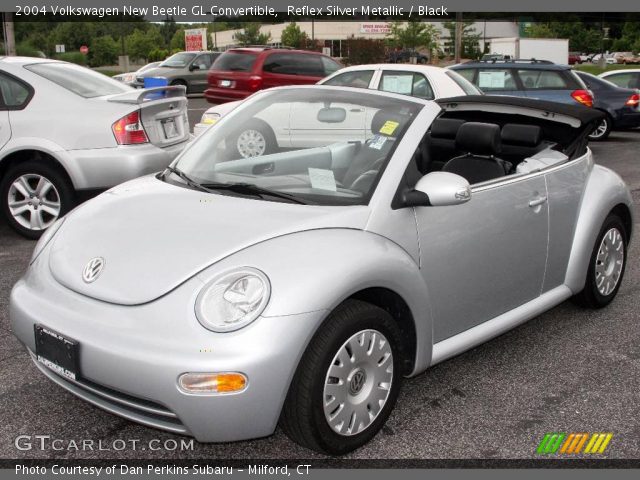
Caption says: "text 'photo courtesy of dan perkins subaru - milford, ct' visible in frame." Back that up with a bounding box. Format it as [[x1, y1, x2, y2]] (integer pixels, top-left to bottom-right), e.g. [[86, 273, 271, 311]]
[[1, 0, 640, 479]]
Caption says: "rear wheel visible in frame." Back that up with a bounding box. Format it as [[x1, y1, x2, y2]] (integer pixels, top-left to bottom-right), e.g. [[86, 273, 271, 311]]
[[573, 214, 627, 308], [0, 161, 74, 239], [588, 115, 612, 141], [280, 300, 404, 455]]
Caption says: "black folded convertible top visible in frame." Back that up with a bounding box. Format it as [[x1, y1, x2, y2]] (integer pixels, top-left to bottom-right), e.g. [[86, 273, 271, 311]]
[[436, 95, 604, 126]]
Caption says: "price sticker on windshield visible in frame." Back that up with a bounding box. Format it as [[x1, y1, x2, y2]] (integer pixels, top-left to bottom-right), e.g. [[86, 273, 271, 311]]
[[379, 120, 399, 136], [308, 168, 337, 192]]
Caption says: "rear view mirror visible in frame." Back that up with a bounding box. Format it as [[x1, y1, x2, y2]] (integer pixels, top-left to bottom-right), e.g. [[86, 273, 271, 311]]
[[405, 172, 471, 207], [317, 107, 346, 124]]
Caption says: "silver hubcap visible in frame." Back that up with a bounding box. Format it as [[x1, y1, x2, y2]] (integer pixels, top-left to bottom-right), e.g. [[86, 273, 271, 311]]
[[8, 174, 61, 231], [591, 119, 608, 138], [323, 329, 393, 437], [236, 129, 266, 158], [595, 227, 624, 296]]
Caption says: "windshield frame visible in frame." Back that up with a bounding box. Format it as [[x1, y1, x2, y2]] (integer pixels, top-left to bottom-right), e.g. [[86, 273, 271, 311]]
[[170, 86, 425, 207]]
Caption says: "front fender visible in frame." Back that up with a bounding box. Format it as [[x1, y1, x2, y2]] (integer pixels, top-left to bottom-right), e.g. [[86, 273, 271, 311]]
[[565, 164, 634, 293], [195, 228, 434, 376]]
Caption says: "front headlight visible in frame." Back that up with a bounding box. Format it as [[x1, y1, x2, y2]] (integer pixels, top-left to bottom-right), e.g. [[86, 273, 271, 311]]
[[195, 268, 270, 333], [200, 112, 221, 125], [30, 217, 65, 264]]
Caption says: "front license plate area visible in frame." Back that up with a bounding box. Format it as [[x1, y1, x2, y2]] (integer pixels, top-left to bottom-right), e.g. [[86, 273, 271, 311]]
[[162, 117, 178, 139], [35, 325, 79, 381]]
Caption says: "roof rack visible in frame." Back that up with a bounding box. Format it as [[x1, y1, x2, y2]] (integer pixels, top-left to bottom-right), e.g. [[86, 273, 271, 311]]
[[478, 58, 555, 64]]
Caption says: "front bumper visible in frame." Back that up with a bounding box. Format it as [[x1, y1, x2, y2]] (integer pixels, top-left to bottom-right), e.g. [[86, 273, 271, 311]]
[[65, 140, 190, 190], [10, 253, 325, 442]]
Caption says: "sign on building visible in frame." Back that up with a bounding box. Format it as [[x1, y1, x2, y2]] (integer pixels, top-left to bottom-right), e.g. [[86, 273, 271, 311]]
[[185, 28, 208, 52], [359, 23, 391, 35]]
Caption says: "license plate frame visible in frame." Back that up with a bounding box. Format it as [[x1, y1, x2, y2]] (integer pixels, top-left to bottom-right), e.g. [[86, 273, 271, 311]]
[[34, 325, 79, 381], [162, 117, 178, 139], [220, 79, 232, 87]]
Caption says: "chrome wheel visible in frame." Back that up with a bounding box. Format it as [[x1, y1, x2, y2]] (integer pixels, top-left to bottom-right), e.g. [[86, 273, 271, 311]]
[[323, 329, 393, 436], [236, 129, 266, 158], [7, 174, 61, 231], [590, 118, 609, 139], [595, 227, 624, 296]]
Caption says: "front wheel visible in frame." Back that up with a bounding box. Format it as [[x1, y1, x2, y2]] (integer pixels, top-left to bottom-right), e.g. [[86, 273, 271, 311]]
[[0, 161, 74, 239], [588, 115, 612, 141], [280, 300, 404, 455], [573, 214, 627, 308]]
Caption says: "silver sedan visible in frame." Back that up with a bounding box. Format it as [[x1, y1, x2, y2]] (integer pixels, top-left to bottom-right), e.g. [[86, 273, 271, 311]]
[[10, 86, 633, 454]]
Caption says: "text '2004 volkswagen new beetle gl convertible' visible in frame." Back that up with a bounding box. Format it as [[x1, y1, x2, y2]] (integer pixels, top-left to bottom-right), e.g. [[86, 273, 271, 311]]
[[10, 87, 633, 454]]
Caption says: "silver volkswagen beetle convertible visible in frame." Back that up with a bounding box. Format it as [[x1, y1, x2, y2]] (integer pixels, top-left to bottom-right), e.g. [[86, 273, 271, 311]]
[[11, 87, 633, 454]]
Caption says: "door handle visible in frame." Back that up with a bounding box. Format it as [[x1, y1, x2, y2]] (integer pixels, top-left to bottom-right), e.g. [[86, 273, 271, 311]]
[[529, 196, 548, 208]]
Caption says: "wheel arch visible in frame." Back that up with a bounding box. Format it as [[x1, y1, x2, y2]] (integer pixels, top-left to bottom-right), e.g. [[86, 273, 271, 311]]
[[0, 148, 74, 192]]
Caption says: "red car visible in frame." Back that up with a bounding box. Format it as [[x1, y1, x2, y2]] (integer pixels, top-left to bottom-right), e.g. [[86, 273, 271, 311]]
[[205, 47, 342, 104], [568, 52, 582, 65]]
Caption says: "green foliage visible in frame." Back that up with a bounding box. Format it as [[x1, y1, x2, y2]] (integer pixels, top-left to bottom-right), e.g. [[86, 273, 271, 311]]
[[88, 36, 118, 67], [344, 36, 386, 65], [148, 48, 170, 62], [387, 20, 439, 51], [281, 22, 308, 49], [170, 29, 186, 51], [524, 21, 602, 53], [15, 42, 44, 58], [233, 23, 270, 46], [54, 51, 87, 66], [442, 20, 482, 59], [125, 27, 164, 61]]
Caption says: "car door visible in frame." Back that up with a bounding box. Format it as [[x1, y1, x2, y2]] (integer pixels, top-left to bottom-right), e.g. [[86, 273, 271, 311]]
[[188, 54, 214, 93], [415, 174, 549, 342]]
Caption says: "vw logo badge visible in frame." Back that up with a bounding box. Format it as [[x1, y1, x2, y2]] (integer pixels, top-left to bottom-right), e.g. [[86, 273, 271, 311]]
[[82, 257, 105, 283], [349, 370, 367, 395]]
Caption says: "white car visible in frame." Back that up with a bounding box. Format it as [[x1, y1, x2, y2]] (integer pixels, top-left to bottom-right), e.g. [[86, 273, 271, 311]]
[[0, 57, 190, 238], [598, 69, 640, 89], [590, 53, 617, 65], [112, 61, 161, 86], [193, 64, 482, 147]]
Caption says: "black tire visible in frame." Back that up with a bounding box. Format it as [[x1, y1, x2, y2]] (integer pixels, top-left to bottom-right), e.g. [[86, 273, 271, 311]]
[[170, 79, 189, 94], [573, 214, 628, 308], [228, 119, 277, 160], [588, 115, 612, 141], [0, 160, 74, 239], [280, 299, 404, 455]]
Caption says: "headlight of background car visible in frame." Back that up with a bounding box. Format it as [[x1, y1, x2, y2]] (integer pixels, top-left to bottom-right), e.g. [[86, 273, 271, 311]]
[[200, 112, 221, 125], [195, 268, 271, 332], [30, 217, 65, 264]]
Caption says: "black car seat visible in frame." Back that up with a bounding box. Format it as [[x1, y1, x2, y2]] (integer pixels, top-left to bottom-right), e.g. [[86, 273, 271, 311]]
[[424, 118, 465, 172], [500, 124, 544, 165], [342, 110, 409, 192], [442, 122, 512, 184]]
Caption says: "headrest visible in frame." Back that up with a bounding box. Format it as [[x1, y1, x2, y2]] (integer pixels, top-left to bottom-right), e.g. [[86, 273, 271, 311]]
[[501, 124, 542, 147], [430, 118, 465, 139], [455, 122, 502, 155], [371, 110, 409, 137]]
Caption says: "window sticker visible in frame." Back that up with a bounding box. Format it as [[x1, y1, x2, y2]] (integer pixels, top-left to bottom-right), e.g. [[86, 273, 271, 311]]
[[379, 120, 399, 136], [308, 168, 337, 191], [382, 74, 413, 94], [368, 135, 388, 150], [478, 71, 507, 89]]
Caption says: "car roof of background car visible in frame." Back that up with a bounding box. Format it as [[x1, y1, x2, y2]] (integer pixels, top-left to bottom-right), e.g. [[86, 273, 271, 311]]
[[599, 69, 640, 76], [437, 95, 605, 127], [452, 61, 572, 71], [575, 70, 635, 91]]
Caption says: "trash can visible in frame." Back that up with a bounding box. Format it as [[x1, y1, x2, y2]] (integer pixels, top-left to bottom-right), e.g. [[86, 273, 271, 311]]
[[143, 77, 168, 99]]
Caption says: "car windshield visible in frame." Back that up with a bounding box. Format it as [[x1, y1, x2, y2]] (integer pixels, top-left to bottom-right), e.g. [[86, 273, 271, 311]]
[[25, 62, 131, 98], [160, 53, 197, 68], [211, 52, 258, 72], [172, 88, 421, 206]]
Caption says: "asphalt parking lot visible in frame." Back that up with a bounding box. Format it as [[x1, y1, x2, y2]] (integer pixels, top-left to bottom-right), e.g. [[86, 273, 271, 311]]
[[0, 101, 639, 459]]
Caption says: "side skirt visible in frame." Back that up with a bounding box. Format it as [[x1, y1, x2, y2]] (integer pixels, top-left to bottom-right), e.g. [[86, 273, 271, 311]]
[[430, 285, 572, 367]]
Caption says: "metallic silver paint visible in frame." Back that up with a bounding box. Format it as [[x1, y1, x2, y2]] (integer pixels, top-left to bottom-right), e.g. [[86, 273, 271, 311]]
[[414, 172, 471, 206]]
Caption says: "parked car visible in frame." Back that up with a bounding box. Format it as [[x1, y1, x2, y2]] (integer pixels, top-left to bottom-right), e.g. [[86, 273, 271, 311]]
[[612, 52, 633, 64], [599, 69, 640, 89], [481, 53, 512, 62], [0, 56, 190, 238], [619, 53, 640, 65], [194, 64, 482, 139], [112, 61, 161, 86], [590, 53, 617, 65], [579, 53, 591, 63], [204, 47, 342, 104], [133, 51, 220, 94], [574, 71, 640, 140], [11, 87, 632, 455], [387, 49, 429, 64], [450, 59, 594, 106], [568, 52, 582, 65]]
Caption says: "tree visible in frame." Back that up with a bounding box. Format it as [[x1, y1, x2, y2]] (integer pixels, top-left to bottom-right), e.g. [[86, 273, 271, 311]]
[[442, 20, 481, 59], [170, 28, 186, 51], [159, 16, 178, 47], [89, 35, 119, 66], [233, 23, 270, 46], [281, 22, 308, 49], [387, 20, 439, 52], [126, 27, 164, 61], [344, 37, 386, 65]]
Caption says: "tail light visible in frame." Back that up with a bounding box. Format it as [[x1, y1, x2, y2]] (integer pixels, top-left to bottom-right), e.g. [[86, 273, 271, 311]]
[[625, 93, 640, 107], [571, 89, 594, 107], [112, 111, 148, 145], [248, 75, 263, 91]]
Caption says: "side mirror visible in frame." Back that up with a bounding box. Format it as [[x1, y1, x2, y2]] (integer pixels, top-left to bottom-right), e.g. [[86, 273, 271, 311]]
[[404, 172, 471, 207]]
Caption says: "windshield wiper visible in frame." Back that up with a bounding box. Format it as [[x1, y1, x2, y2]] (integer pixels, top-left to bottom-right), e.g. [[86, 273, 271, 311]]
[[163, 166, 211, 193], [202, 182, 307, 204]]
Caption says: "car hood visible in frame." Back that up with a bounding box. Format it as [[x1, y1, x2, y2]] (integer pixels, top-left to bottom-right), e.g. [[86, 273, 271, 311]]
[[138, 66, 183, 78], [48, 176, 370, 306]]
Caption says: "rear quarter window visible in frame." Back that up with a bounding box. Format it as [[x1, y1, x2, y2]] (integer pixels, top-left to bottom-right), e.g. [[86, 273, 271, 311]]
[[263, 53, 324, 77], [477, 69, 518, 91], [24, 62, 130, 98], [323, 70, 374, 88], [0, 72, 32, 109], [212, 52, 257, 72], [445, 70, 483, 95], [518, 70, 570, 89]]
